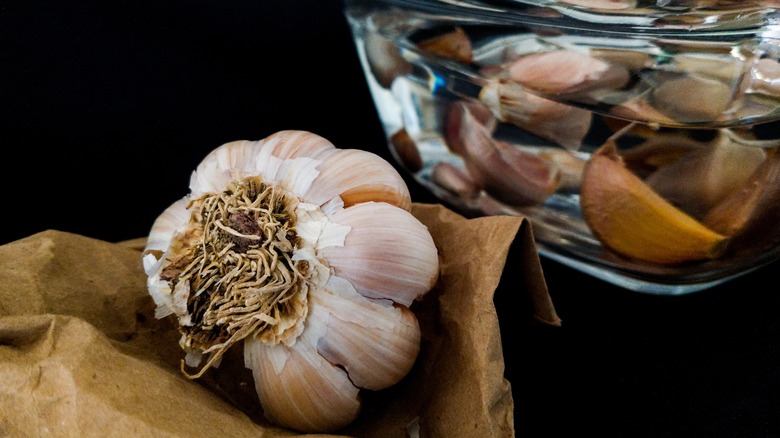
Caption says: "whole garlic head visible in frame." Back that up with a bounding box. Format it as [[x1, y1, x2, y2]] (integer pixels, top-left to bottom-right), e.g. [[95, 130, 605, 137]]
[[141, 130, 440, 432]]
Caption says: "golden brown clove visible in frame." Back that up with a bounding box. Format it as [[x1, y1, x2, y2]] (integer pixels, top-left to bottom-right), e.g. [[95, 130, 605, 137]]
[[580, 138, 729, 264]]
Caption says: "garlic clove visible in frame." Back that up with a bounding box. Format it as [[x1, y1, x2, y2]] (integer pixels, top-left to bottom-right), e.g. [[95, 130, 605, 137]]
[[644, 129, 765, 218], [256, 129, 339, 160], [506, 50, 630, 96], [416, 27, 473, 63], [303, 148, 412, 211], [431, 161, 482, 200], [309, 275, 421, 391], [703, 147, 780, 253], [445, 100, 561, 206], [319, 202, 439, 307], [650, 74, 736, 124], [244, 331, 361, 433], [443, 98, 497, 157], [365, 31, 413, 89], [537, 148, 587, 192], [580, 139, 729, 264], [479, 79, 592, 150], [389, 128, 424, 173], [142, 196, 191, 262], [558, 0, 637, 9]]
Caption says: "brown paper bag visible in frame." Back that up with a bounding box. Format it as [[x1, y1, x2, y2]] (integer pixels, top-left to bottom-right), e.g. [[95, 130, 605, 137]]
[[0, 203, 558, 437]]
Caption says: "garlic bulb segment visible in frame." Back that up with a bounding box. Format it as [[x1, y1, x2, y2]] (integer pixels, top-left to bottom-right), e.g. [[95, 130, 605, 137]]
[[143, 196, 191, 259], [302, 148, 412, 211], [255, 129, 339, 161], [244, 334, 361, 433], [580, 139, 729, 264], [309, 275, 421, 390], [319, 201, 439, 307]]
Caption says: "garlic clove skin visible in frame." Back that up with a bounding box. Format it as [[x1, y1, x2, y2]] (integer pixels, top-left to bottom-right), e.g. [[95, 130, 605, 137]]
[[244, 328, 361, 433], [309, 275, 421, 390], [303, 148, 412, 211], [416, 27, 473, 63], [319, 201, 439, 307], [142, 196, 191, 260]]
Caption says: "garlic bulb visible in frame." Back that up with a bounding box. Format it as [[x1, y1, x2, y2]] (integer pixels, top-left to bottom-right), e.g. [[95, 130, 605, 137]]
[[141, 130, 440, 432]]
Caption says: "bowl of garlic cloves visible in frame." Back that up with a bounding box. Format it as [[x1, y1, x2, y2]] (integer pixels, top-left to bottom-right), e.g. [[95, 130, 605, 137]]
[[345, 0, 780, 294]]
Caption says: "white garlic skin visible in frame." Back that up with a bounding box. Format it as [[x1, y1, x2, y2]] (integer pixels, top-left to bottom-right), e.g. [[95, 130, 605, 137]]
[[143, 130, 439, 433]]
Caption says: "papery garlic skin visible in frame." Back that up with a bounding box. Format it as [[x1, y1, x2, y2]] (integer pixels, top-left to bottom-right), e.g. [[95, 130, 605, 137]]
[[142, 130, 439, 433]]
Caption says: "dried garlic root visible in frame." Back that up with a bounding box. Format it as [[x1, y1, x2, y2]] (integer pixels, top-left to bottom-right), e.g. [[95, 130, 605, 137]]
[[142, 130, 440, 433]]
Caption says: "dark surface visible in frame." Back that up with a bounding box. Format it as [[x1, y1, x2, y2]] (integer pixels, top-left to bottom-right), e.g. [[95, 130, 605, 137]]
[[2, 1, 779, 437]]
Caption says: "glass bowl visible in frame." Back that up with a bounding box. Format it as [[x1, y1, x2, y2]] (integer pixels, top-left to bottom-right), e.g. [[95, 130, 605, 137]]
[[343, 0, 780, 295]]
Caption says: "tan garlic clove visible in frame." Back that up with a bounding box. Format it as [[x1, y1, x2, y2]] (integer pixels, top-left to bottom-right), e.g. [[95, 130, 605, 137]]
[[479, 79, 592, 150], [644, 129, 765, 218], [506, 50, 631, 96], [417, 27, 473, 63], [319, 202, 440, 307], [580, 139, 730, 264], [364, 31, 413, 89], [703, 147, 780, 253], [308, 275, 421, 391], [650, 74, 736, 123], [445, 100, 561, 206], [244, 332, 361, 433], [389, 128, 424, 173]]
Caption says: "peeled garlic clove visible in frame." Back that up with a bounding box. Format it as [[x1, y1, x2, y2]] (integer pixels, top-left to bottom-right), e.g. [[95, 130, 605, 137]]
[[245, 333, 361, 433], [309, 276, 421, 390], [507, 50, 630, 96], [319, 201, 439, 307], [703, 147, 780, 253], [303, 148, 412, 211], [417, 27, 473, 63], [645, 129, 765, 218], [479, 79, 592, 150], [446, 100, 561, 206], [580, 139, 729, 264]]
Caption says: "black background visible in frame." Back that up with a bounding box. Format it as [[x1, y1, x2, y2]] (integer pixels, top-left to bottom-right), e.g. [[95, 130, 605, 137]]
[[3, 1, 780, 437]]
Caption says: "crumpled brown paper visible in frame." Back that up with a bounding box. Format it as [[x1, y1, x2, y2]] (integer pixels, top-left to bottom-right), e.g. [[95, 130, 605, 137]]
[[0, 203, 558, 437]]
